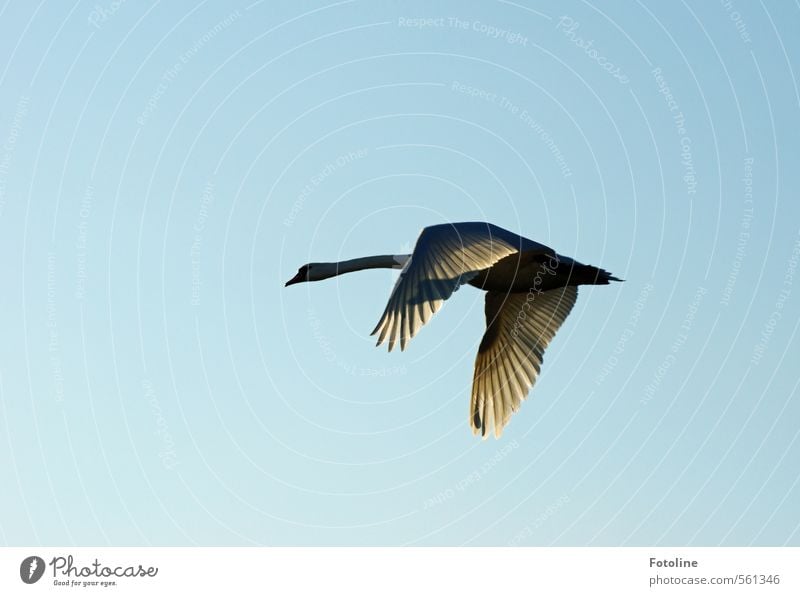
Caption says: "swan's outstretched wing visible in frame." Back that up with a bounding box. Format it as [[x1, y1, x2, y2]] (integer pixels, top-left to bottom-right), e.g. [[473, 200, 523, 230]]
[[470, 286, 578, 438], [372, 222, 553, 351]]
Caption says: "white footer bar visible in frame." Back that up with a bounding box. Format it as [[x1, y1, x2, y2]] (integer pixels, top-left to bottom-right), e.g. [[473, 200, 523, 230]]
[[1, 547, 797, 595]]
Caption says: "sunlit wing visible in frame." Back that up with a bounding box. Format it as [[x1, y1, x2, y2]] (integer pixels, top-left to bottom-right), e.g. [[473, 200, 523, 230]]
[[470, 286, 578, 438], [372, 222, 553, 351]]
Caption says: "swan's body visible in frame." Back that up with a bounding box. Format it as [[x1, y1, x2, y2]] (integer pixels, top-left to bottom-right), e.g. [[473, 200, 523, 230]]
[[286, 222, 621, 438]]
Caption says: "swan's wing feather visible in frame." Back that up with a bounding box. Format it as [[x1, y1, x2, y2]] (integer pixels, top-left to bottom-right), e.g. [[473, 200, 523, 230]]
[[372, 222, 547, 351], [470, 286, 578, 438]]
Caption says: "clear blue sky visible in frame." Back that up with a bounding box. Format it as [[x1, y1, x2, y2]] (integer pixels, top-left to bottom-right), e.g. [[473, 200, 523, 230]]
[[0, 0, 798, 546]]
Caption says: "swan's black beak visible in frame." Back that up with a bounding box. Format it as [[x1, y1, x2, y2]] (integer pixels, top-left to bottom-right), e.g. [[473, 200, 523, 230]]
[[285, 272, 304, 287]]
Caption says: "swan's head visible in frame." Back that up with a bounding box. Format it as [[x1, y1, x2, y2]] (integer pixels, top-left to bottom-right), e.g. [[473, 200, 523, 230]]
[[285, 263, 339, 286]]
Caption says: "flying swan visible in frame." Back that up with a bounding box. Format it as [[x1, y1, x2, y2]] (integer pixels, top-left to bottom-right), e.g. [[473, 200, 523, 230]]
[[286, 222, 621, 437]]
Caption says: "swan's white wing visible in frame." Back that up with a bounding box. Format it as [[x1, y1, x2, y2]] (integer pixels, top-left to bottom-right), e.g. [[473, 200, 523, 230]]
[[372, 222, 547, 351], [471, 286, 578, 438]]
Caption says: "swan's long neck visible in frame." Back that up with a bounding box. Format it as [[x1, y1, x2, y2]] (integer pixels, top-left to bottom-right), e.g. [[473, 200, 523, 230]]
[[331, 254, 410, 275]]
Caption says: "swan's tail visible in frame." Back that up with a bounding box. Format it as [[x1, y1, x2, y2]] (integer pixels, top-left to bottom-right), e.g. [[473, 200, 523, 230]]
[[570, 263, 624, 285]]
